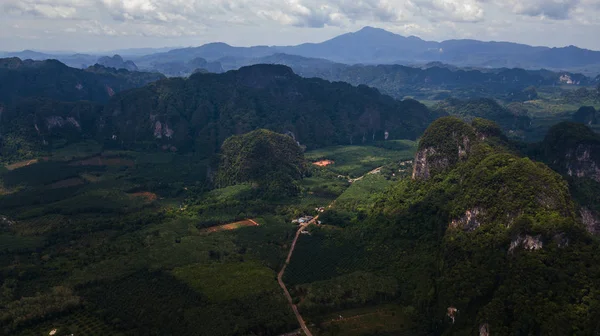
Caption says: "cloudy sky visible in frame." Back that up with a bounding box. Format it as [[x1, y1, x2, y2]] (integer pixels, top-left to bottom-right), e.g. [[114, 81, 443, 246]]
[[1, 0, 599, 52]]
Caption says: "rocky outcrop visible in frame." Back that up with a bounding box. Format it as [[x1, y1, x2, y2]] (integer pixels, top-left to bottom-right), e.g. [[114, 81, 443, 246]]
[[447, 307, 458, 324], [412, 148, 440, 179], [153, 121, 174, 139], [479, 323, 490, 336], [412, 135, 471, 180], [565, 144, 600, 182], [0, 215, 15, 227], [46, 116, 81, 130], [580, 207, 600, 235], [542, 122, 600, 182], [97, 54, 138, 71], [450, 208, 484, 231], [412, 117, 476, 180], [509, 235, 543, 253]]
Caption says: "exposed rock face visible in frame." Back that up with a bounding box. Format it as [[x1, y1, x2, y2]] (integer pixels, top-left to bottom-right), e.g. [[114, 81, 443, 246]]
[[412, 117, 475, 180], [509, 235, 543, 253], [153, 121, 174, 139], [565, 144, 600, 182], [542, 122, 600, 182], [0, 215, 15, 227], [412, 136, 471, 180], [479, 323, 490, 336], [450, 208, 484, 231], [46, 116, 81, 130], [447, 307, 458, 324], [580, 207, 600, 235], [412, 147, 441, 180]]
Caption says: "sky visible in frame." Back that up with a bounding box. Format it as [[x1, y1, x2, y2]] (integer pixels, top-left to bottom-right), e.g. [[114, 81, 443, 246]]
[[1, 0, 600, 53]]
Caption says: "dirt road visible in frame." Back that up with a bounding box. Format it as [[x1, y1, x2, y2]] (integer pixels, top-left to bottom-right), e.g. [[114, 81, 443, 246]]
[[278, 217, 317, 336], [278, 167, 377, 335]]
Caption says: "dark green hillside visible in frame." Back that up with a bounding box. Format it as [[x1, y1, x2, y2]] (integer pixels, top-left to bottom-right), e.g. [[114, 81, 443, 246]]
[[433, 98, 531, 135], [0, 58, 164, 104], [359, 118, 600, 334], [216, 129, 307, 198], [0, 98, 103, 163], [573, 106, 598, 125], [539, 122, 600, 177], [100, 64, 441, 156]]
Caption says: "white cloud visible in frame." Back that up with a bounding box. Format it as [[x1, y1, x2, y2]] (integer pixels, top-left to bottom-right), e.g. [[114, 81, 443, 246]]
[[412, 0, 485, 22], [3, 0, 81, 19], [498, 0, 580, 20], [0, 0, 600, 51]]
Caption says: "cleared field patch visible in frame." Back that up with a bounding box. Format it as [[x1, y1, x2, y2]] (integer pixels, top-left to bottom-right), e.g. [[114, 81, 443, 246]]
[[313, 160, 334, 167], [5, 159, 39, 171], [129, 191, 159, 203], [200, 219, 260, 233], [306, 143, 416, 178], [49, 177, 85, 189]]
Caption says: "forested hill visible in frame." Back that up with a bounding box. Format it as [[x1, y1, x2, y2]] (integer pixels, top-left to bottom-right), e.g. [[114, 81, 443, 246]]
[[0, 57, 164, 104], [243, 54, 595, 100], [100, 64, 442, 156]]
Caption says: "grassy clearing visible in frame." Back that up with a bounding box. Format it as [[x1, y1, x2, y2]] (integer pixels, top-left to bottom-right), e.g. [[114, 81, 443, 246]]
[[48, 140, 103, 161], [335, 174, 395, 212], [305, 143, 416, 178], [310, 304, 418, 336]]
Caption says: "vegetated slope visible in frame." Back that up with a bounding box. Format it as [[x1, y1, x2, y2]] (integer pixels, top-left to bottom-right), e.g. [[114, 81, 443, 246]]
[[537, 122, 600, 235], [0, 57, 164, 104], [0, 98, 103, 162], [433, 98, 532, 137], [148, 57, 224, 77], [233, 54, 594, 101], [100, 64, 441, 157], [360, 117, 600, 334], [572, 106, 598, 125], [0, 58, 165, 163], [216, 129, 307, 198]]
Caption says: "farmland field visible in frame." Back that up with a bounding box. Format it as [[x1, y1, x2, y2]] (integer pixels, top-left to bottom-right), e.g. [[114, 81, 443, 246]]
[[305, 141, 417, 177]]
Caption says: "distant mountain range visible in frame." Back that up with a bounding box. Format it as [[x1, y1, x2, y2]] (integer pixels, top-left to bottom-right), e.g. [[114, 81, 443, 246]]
[[3, 27, 600, 75], [131, 27, 600, 74]]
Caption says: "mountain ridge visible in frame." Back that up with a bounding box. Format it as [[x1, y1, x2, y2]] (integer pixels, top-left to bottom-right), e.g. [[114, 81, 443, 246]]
[[5, 26, 600, 74]]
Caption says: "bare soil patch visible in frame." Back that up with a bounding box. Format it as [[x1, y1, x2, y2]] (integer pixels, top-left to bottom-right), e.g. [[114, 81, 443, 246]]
[[201, 219, 259, 233], [70, 156, 134, 167], [313, 160, 334, 167], [129, 192, 158, 202], [6, 159, 39, 171], [49, 177, 85, 189]]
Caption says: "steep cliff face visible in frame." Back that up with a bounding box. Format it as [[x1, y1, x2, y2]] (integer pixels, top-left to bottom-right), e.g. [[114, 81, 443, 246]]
[[541, 122, 600, 183], [412, 116, 475, 179], [564, 144, 600, 182], [101, 64, 440, 157], [580, 207, 600, 235]]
